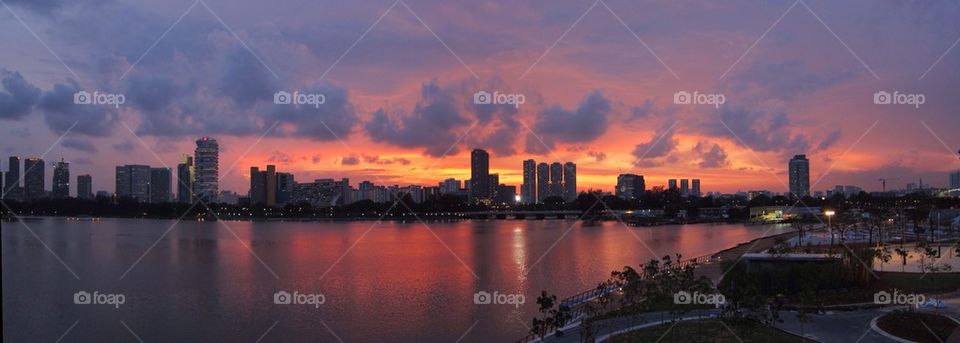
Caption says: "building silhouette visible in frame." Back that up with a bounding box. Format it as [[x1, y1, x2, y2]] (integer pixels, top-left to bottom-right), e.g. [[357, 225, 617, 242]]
[[176, 155, 194, 203], [951, 170, 960, 189], [550, 162, 562, 199], [536, 162, 549, 203], [193, 137, 219, 202], [52, 158, 70, 198], [563, 162, 577, 202], [616, 174, 645, 200], [789, 154, 810, 198], [470, 149, 490, 204], [4, 156, 19, 200], [77, 174, 93, 200], [522, 159, 536, 204], [692, 179, 701, 197], [680, 179, 689, 196], [116, 165, 151, 202], [149, 168, 172, 203], [23, 158, 44, 200]]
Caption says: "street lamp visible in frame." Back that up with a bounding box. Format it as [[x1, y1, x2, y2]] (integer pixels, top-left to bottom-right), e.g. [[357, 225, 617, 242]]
[[825, 210, 836, 252]]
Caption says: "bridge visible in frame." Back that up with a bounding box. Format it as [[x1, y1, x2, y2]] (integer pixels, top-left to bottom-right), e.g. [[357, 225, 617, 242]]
[[456, 210, 582, 220]]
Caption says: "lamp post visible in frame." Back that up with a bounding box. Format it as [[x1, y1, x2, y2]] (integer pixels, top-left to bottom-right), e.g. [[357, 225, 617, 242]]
[[825, 210, 836, 254]]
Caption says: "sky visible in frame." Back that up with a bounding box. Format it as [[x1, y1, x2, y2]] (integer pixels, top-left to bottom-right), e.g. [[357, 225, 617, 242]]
[[1, 0, 959, 195]]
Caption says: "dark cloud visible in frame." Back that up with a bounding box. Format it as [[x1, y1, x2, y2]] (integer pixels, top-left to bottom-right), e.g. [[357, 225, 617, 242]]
[[527, 90, 611, 153], [113, 140, 135, 153], [726, 61, 854, 100], [267, 152, 293, 164], [588, 150, 607, 162], [817, 129, 842, 151], [630, 100, 654, 120], [5, 0, 65, 14], [61, 138, 97, 153], [703, 106, 810, 155], [266, 83, 358, 141], [37, 81, 119, 136], [0, 69, 41, 120], [361, 155, 411, 166], [219, 49, 277, 107], [341, 155, 360, 166], [694, 142, 728, 168], [632, 122, 679, 166], [128, 75, 182, 112], [311, 154, 322, 164], [364, 82, 471, 157]]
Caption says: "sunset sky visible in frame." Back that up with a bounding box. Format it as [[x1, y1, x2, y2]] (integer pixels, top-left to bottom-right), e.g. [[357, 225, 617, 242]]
[[1, 0, 959, 194]]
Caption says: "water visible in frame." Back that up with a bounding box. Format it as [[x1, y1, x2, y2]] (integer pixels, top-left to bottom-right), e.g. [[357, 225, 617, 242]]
[[2, 218, 791, 342]]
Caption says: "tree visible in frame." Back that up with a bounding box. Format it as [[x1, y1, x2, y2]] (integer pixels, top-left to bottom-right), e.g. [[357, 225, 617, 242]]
[[876, 246, 892, 272], [530, 291, 572, 339], [894, 248, 911, 272]]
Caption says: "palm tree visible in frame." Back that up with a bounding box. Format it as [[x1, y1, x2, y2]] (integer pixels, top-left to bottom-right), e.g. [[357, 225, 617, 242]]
[[876, 246, 892, 272], [895, 248, 910, 272]]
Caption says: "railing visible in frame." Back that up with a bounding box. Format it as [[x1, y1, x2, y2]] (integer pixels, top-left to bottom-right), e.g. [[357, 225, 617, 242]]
[[514, 254, 719, 343]]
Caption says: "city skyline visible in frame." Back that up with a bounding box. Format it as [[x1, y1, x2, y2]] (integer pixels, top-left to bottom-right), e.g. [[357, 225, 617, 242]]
[[1, 1, 959, 195]]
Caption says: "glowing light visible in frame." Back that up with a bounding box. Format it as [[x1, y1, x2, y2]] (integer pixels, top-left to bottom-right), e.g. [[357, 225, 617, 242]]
[[825, 210, 835, 217]]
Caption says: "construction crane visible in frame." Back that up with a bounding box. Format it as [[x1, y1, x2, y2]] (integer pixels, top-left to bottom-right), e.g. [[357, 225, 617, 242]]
[[878, 178, 899, 193]]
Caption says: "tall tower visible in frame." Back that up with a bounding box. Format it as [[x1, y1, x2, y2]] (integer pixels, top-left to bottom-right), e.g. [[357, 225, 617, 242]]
[[522, 159, 536, 204], [149, 168, 172, 203], [193, 137, 219, 202], [691, 179, 701, 197], [52, 158, 70, 198], [550, 162, 562, 199], [177, 155, 194, 203], [470, 149, 490, 204], [536, 163, 549, 203], [680, 179, 689, 196], [789, 154, 810, 198], [77, 175, 93, 200], [4, 156, 20, 199], [563, 162, 576, 202], [23, 158, 44, 200]]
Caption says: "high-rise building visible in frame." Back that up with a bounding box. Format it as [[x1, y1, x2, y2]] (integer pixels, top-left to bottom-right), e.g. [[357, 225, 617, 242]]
[[950, 171, 960, 189], [789, 154, 810, 198], [5, 156, 20, 199], [550, 162, 562, 199], [277, 172, 294, 205], [250, 167, 267, 205], [265, 165, 277, 207], [616, 174, 645, 200], [680, 179, 689, 196], [563, 162, 576, 202], [23, 158, 44, 200], [536, 163, 549, 203], [77, 175, 93, 200], [522, 159, 536, 204], [691, 179, 701, 197], [52, 158, 70, 198], [470, 149, 490, 204], [440, 178, 461, 194], [488, 173, 500, 200], [668, 179, 678, 191], [149, 168, 172, 203], [193, 136, 219, 202], [176, 155, 194, 203], [116, 165, 151, 202]]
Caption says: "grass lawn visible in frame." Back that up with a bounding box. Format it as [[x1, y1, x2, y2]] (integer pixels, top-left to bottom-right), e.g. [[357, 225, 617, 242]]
[[608, 319, 813, 343], [876, 311, 958, 343]]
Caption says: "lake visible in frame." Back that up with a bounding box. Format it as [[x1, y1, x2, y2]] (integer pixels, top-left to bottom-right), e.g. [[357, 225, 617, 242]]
[[1, 218, 791, 342]]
